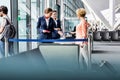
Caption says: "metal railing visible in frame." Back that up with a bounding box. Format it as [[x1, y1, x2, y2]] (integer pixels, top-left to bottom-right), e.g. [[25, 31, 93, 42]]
[[5, 35, 93, 70]]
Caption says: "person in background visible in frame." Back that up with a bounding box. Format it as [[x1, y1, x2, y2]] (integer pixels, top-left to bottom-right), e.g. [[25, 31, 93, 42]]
[[76, 8, 90, 70], [51, 10, 65, 39], [70, 26, 76, 38], [37, 8, 56, 40], [0, 6, 13, 57]]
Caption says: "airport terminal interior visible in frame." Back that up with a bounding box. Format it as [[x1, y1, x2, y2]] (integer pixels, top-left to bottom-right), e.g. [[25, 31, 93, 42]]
[[0, 0, 120, 79]]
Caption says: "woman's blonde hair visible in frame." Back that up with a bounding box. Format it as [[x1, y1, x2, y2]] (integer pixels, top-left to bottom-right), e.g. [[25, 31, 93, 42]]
[[76, 8, 86, 17]]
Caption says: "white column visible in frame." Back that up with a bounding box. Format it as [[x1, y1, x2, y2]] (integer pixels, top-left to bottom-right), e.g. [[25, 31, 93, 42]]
[[60, 0, 65, 33], [45, 0, 50, 8], [109, 0, 115, 28], [5, 38, 9, 57], [60, 0, 64, 21]]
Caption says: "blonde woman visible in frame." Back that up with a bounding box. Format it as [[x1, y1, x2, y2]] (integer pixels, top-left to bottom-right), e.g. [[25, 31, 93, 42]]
[[76, 8, 90, 70]]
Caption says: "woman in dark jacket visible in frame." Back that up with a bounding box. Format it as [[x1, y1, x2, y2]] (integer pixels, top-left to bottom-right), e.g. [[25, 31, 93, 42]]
[[51, 10, 64, 39]]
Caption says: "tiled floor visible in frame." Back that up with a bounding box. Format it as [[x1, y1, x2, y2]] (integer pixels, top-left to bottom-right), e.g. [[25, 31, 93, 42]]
[[92, 41, 120, 75]]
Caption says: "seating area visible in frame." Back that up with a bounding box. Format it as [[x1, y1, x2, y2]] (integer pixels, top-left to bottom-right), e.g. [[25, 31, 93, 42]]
[[93, 30, 120, 41]]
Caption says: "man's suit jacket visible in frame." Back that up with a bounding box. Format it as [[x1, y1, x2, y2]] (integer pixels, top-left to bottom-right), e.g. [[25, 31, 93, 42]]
[[37, 16, 56, 39]]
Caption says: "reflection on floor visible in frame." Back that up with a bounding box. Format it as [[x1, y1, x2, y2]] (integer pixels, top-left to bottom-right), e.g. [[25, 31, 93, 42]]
[[0, 42, 120, 79]]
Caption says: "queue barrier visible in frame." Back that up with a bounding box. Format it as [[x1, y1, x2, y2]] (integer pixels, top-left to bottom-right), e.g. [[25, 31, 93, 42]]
[[9, 38, 88, 42], [6, 36, 92, 71]]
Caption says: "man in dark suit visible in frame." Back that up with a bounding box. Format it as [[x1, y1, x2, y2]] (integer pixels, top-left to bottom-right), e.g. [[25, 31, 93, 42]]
[[37, 8, 56, 40]]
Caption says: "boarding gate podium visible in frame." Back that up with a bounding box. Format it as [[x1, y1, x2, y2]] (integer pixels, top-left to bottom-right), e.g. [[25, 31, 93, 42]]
[[6, 36, 92, 71]]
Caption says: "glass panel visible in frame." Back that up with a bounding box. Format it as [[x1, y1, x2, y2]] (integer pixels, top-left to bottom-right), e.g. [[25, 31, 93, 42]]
[[31, 0, 38, 49], [40, 0, 45, 16], [18, 0, 28, 52], [50, 0, 56, 9]]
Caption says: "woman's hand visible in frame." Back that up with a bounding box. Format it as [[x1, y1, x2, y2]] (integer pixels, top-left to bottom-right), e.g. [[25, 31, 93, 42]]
[[80, 44, 84, 48], [43, 30, 50, 33], [54, 28, 61, 31], [70, 32, 76, 34], [80, 42, 84, 48]]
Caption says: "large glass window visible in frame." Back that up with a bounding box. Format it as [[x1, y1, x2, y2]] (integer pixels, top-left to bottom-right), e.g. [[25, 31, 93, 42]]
[[18, 0, 35, 52], [50, 0, 56, 9], [63, 0, 83, 18], [18, 0, 44, 52], [64, 18, 79, 32]]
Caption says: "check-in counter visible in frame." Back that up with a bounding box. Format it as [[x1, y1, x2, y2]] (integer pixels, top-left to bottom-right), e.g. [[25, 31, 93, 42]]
[[39, 44, 80, 72]]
